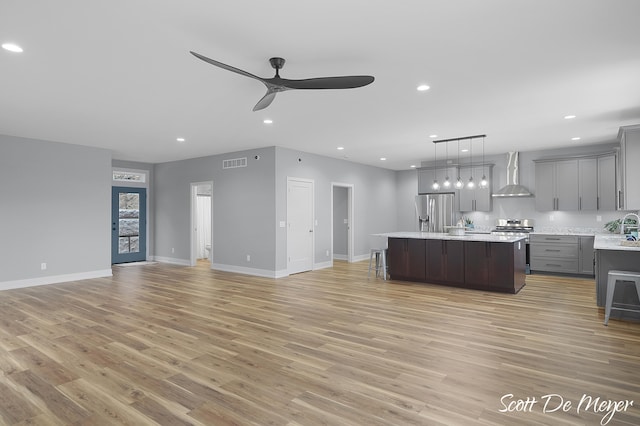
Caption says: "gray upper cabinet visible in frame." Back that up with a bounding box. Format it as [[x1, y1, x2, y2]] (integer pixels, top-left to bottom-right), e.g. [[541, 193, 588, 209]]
[[458, 165, 493, 212], [597, 154, 617, 211], [536, 153, 617, 212], [535, 159, 579, 211], [535, 162, 555, 211], [579, 154, 617, 211], [578, 158, 598, 210], [618, 125, 640, 210]]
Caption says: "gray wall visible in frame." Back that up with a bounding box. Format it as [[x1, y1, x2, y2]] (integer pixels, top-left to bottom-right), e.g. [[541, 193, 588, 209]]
[[275, 147, 398, 272], [333, 186, 348, 258], [154, 146, 399, 275], [153, 147, 276, 271], [396, 169, 419, 231], [0, 134, 112, 283]]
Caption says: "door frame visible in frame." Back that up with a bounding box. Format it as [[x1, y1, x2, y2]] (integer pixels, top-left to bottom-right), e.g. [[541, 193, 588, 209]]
[[190, 181, 214, 267], [111, 186, 147, 264], [330, 182, 354, 265], [287, 177, 315, 274]]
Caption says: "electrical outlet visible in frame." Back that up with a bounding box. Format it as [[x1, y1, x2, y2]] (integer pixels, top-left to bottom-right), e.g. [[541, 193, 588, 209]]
[[41, 262, 47, 270], [326, 250, 329, 256], [246, 254, 251, 262], [549, 215, 555, 221], [171, 247, 175, 253], [596, 215, 602, 222]]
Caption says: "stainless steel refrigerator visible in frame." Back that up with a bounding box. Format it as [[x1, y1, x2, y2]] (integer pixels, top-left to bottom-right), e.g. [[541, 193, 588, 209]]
[[415, 193, 455, 232]]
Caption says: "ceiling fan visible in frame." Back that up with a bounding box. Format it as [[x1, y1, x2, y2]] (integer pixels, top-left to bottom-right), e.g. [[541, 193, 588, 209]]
[[190, 51, 375, 111]]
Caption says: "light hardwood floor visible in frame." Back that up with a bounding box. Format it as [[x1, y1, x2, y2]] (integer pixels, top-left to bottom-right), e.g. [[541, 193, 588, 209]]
[[1, 260, 639, 425]]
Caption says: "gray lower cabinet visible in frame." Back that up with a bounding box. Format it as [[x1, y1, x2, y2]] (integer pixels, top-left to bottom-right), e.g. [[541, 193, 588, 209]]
[[579, 236, 595, 275], [530, 234, 594, 275]]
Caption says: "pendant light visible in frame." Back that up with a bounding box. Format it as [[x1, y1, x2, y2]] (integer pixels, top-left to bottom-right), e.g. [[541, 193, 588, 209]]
[[467, 138, 475, 189], [443, 141, 451, 188], [432, 141, 440, 190], [455, 140, 464, 189], [480, 135, 488, 188]]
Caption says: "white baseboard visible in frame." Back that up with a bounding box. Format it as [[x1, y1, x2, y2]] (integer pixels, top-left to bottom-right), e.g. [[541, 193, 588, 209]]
[[314, 261, 332, 270], [0, 269, 113, 291], [212, 263, 279, 278], [152, 256, 191, 266], [274, 269, 289, 278], [353, 254, 370, 262], [333, 254, 348, 261]]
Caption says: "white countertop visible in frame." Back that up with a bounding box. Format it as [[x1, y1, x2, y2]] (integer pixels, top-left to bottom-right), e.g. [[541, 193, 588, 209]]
[[374, 232, 526, 243], [530, 231, 597, 236], [594, 235, 640, 251]]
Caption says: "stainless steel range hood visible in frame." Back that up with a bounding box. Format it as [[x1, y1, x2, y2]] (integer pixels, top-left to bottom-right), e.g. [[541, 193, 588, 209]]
[[492, 152, 533, 197]]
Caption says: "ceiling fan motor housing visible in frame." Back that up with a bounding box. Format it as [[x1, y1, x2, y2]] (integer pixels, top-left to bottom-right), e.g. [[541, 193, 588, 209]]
[[269, 57, 285, 70]]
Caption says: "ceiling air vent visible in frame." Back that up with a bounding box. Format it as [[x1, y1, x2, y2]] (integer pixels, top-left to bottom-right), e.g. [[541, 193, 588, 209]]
[[222, 157, 247, 169]]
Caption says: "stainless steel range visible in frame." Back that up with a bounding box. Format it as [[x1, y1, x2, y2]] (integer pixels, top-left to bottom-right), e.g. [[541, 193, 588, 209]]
[[491, 218, 534, 242], [491, 219, 534, 274]]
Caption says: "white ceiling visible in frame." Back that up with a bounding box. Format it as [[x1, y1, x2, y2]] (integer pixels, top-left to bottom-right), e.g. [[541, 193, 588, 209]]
[[1, 0, 639, 170]]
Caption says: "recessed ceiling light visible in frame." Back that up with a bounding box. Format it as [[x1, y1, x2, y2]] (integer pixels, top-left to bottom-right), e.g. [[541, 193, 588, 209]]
[[429, 134, 438, 138], [571, 137, 581, 141], [417, 85, 430, 92], [461, 148, 469, 152], [564, 115, 576, 119], [2, 43, 23, 53], [380, 157, 387, 161], [176, 137, 185, 142], [337, 147, 344, 150], [410, 165, 417, 168], [263, 119, 273, 124]]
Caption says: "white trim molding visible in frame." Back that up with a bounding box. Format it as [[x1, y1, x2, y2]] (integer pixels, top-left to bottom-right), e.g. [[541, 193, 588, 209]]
[[0, 269, 113, 291], [152, 256, 192, 266]]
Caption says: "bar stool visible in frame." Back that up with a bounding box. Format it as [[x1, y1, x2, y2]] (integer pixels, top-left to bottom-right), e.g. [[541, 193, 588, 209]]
[[368, 235, 388, 280], [604, 270, 640, 325]]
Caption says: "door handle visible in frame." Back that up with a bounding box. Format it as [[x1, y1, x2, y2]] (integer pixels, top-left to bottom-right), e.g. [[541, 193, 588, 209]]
[[309, 230, 313, 233]]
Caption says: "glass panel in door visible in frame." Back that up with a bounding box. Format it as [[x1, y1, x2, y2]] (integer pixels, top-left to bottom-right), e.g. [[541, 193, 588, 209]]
[[112, 187, 146, 264]]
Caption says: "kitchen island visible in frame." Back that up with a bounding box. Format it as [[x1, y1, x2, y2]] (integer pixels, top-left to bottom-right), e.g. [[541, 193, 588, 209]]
[[594, 235, 640, 321], [378, 232, 527, 293]]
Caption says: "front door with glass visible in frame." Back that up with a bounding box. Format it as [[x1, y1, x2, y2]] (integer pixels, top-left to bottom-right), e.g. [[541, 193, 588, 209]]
[[112, 187, 147, 264]]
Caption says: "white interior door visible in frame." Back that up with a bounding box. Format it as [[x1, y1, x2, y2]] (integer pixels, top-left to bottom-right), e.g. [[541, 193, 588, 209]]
[[287, 178, 314, 274]]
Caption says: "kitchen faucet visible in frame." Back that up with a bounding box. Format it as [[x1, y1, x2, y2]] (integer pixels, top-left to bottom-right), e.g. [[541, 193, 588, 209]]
[[620, 213, 640, 234]]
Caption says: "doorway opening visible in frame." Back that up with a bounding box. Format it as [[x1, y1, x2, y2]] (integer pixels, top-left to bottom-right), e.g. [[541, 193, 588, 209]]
[[190, 181, 213, 267], [331, 182, 354, 265]]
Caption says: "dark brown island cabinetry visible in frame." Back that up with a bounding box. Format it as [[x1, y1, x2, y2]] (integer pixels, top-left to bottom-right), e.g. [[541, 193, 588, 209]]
[[388, 236, 526, 293], [465, 241, 525, 292], [426, 240, 465, 284], [387, 238, 426, 281]]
